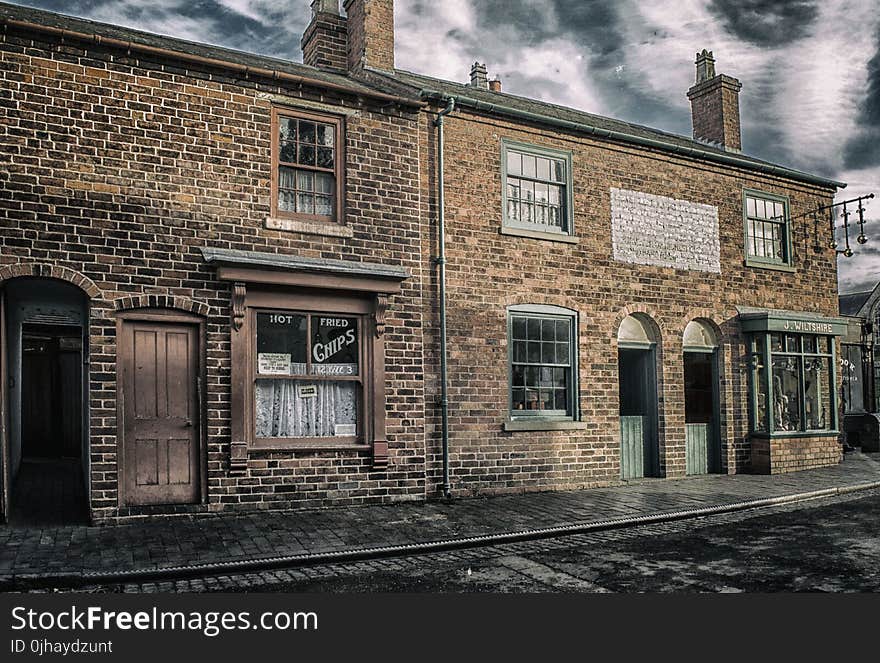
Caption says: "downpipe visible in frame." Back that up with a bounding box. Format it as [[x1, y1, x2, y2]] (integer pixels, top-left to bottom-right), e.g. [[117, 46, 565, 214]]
[[434, 98, 455, 500]]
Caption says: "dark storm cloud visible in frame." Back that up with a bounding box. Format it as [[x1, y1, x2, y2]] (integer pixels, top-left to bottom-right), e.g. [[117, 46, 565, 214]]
[[843, 28, 880, 170], [708, 0, 819, 47]]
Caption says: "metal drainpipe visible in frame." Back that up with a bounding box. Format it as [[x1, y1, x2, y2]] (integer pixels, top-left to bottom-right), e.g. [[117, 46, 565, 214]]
[[434, 98, 455, 499]]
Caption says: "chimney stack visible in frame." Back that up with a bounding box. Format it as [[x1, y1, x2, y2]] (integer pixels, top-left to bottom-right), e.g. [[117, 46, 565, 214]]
[[470, 62, 488, 89], [302, 0, 348, 71], [687, 49, 742, 152], [489, 77, 502, 93], [344, 0, 395, 72]]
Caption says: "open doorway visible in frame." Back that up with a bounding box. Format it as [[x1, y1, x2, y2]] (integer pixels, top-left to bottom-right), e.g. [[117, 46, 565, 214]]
[[683, 320, 721, 475], [618, 314, 660, 479], [2, 278, 89, 525]]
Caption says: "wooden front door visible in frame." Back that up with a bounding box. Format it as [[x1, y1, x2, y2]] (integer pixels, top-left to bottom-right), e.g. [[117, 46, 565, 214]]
[[121, 320, 200, 506]]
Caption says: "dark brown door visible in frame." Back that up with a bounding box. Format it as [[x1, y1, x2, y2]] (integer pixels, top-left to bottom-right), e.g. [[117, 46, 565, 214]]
[[121, 321, 200, 506]]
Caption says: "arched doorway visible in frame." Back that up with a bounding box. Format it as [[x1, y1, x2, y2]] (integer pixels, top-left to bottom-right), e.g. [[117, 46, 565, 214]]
[[618, 314, 660, 479], [683, 320, 721, 474], [1, 277, 89, 524]]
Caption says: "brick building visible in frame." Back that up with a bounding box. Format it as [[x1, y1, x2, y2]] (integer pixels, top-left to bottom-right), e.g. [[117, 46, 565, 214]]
[[0, 0, 848, 525]]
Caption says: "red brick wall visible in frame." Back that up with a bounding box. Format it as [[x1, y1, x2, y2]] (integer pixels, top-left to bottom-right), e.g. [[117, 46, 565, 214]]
[[0, 25, 427, 522], [751, 435, 843, 474], [419, 109, 839, 497], [344, 0, 395, 72], [688, 76, 742, 150]]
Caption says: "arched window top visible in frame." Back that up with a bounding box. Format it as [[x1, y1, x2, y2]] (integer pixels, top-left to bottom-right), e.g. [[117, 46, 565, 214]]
[[683, 320, 718, 351], [618, 314, 657, 348]]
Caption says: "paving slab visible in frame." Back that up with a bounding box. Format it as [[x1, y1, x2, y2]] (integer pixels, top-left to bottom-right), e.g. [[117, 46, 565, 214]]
[[1, 451, 879, 587]]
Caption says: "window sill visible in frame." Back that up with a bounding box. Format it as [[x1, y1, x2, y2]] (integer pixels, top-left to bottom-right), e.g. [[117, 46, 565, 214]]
[[500, 226, 580, 245], [249, 438, 369, 452], [504, 419, 589, 432], [744, 258, 795, 273], [265, 217, 354, 238]]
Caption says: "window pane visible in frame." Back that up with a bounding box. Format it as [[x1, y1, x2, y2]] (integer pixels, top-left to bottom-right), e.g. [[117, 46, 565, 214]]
[[508, 198, 519, 221], [541, 319, 556, 341], [256, 312, 308, 375], [537, 157, 550, 181], [541, 342, 555, 364], [316, 172, 335, 194], [317, 146, 334, 169], [554, 389, 568, 411], [556, 319, 570, 341], [512, 365, 524, 386], [535, 182, 549, 203], [553, 161, 564, 182], [747, 197, 756, 218], [311, 316, 358, 375], [507, 151, 521, 176], [255, 379, 357, 438], [299, 121, 316, 144], [513, 340, 526, 362], [527, 318, 541, 339], [554, 367, 566, 388], [279, 166, 296, 189], [315, 195, 332, 216], [279, 117, 297, 142], [512, 388, 526, 411], [774, 202, 784, 219], [525, 366, 539, 387], [297, 170, 314, 192], [785, 334, 799, 353], [804, 356, 832, 430], [512, 317, 527, 339], [298, 144, 316, 166], [280, 142, 297, 163], [556, 342, 569, 364], [520, 201, 533, 224], [752, 348, 768, 432], [297, 192, 314, 214], [818, 336, 831, 354], [770, 333, 783, 353], [527, 342, 541, 363], [756, 198, 766, 219], [548, 185, 560, 206], [803, 335, 817, 354], [317, 123, 334, 147], [771, 356, 800, 432], [278, 189, 295, 212], [522, 154, 536, 178]]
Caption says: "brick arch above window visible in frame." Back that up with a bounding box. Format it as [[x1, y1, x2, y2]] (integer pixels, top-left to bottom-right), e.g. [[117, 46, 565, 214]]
[[0, 263, 102, 300], [113, 294, 209, 317]]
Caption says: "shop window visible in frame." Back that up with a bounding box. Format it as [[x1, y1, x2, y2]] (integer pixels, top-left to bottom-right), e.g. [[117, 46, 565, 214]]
[[748, 332, 836, 433], [272, 107, 343, 223], [743, 189, 792, 269], [508, 305, 577, 419], [501, 140, 573, 237], [254, 311, 362, 441]]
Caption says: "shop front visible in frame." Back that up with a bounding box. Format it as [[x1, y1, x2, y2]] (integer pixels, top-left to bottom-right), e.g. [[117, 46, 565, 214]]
[[739, 307, 848, 473]]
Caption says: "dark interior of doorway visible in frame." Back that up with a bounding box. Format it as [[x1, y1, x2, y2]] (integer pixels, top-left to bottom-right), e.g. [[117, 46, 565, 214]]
[[10, 324, 87, 525], [618, 348, 659, 477]]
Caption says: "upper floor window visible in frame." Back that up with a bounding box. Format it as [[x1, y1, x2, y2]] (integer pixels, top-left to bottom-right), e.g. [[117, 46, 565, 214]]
[[272, 108, 343, 223], [744, 190, 791, 269], [502, 140, 573, 237]]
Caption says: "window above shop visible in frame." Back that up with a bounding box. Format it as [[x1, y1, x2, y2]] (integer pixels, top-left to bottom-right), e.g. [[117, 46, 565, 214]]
[[272, 107, 343, 224], [743, 189, 792, 271], [501, 140, 574, 242]]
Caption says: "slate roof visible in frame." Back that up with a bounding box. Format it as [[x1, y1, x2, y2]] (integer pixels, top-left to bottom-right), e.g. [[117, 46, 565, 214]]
[[839, 291, 873, 317], [0, 1, 394, 101], [368, 68, 845, 189]]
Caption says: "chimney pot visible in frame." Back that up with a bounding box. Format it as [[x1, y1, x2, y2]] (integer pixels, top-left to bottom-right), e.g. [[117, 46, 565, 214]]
[[470, 62, 488, 89], [312, 0, 340, 16]]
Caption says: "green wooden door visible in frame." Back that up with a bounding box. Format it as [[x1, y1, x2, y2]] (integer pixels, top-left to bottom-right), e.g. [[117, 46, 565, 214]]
[[685, 422, 709, 475], [620, 415, 645, 479]]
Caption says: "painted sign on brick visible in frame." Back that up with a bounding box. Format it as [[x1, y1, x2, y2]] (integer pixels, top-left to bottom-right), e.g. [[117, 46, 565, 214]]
[[611, 188, 721, 273]]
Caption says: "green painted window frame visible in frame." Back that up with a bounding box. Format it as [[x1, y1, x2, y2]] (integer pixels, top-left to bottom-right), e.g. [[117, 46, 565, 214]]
[[747, 332, 838, 436], [743, 188, 794, 271], [507, 304, 579, 422], [501, 139, 575, 239]]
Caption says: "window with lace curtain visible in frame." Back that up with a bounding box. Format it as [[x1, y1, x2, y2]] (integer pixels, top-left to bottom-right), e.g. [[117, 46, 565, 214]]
[[254, 310, 362, 442], [272, 107, 343, 223]]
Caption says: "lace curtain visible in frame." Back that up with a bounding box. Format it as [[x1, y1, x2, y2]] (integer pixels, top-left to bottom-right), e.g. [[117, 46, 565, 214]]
[[255, 379, 357, 438]]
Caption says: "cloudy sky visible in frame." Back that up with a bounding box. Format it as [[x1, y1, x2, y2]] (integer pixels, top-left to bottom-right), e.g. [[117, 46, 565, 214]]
[[8, 0, 880, 293]]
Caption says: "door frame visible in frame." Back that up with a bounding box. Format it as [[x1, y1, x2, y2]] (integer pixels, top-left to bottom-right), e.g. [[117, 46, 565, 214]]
[[0, 287, 9, 521], [618, 344, 660, 478], [115, 309, 207, 508]]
